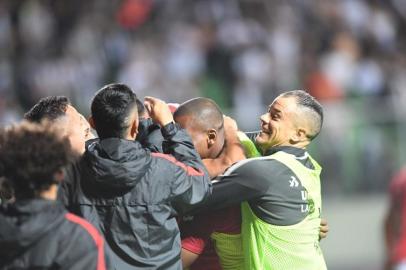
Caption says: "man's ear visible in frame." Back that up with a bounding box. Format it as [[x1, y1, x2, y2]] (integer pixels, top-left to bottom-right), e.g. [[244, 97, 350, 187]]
[[130, 118, 139, 138], [207, 129, 217, 148], [290, 127, 308, 144], [88, 116, 96, 129]]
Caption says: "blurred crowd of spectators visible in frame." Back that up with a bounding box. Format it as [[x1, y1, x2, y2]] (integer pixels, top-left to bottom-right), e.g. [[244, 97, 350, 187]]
[[1, 0, 406, 126]]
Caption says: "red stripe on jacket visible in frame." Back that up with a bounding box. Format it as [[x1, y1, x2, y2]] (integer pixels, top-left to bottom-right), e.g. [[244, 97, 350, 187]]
[[65, 213, 106, 270], [151, 152, 204, 176]]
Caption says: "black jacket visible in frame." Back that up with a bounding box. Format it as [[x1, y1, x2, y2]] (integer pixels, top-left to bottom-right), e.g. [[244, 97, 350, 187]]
[[59, 123, 211, 270], [0, 199, 107, 270], [136, 118, 163, 153]]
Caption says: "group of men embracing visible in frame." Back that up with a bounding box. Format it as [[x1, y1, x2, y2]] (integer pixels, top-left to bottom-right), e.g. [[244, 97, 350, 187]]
[[0, 83, 327, 270]]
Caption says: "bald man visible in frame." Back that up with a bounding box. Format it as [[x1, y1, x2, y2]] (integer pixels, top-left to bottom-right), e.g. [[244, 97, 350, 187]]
[[165, 98, 244, 270], [173, 98, 225, 160], [185, 90, 327, 270]]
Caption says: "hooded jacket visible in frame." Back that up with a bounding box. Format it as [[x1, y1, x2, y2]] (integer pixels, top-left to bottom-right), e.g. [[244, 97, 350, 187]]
[[59, 123, 211, 270], [136, 118, 163, 153], [0, 199, 107, 270]]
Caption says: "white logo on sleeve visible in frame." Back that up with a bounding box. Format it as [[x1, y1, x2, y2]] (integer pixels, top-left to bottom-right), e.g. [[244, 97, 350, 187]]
[[289, 176, 299, 187]]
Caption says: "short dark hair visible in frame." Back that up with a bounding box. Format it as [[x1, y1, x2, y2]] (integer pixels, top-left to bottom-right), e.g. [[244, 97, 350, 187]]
[[91, 83, 138, 139], [136, 98, 146, 117], [281, 90, 323, 139], [0, 121, 75, 199], [24, 96, 70, 122], [174, 97, 224, 132]]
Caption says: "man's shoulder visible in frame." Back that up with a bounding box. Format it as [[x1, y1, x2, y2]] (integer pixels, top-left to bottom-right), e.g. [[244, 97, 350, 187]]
[[62, 212, 103, 247], [224, 155, 290, 177], [150, 152, 205, 175], [149, 152, 181, 168]]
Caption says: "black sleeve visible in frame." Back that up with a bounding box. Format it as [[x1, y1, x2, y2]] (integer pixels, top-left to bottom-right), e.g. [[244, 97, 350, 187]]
[[57, 220, 109, 270], [137, 118, 164, 152], [57, 163, 76, 209], [57, 161, 85, 215], [181, 161, 270, 215], [158, 122, 211, 207], [161, 122, 203, 163]]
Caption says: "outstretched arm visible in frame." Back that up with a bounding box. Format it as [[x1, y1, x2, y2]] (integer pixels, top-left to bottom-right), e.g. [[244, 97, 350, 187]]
[[145, 97, 211, 206], [145, 96, 203, 163], [181, 249, 199, 269]]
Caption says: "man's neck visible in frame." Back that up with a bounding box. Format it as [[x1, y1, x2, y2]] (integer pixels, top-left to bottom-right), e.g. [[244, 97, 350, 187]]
[[38, 184, 58, 200], [261, 144, 308, 156]]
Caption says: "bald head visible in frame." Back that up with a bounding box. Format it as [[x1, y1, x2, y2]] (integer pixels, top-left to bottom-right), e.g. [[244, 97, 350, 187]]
[[174, 97, 224, 159], [174, 98, 223, 132], [281, 90, 323, 140]]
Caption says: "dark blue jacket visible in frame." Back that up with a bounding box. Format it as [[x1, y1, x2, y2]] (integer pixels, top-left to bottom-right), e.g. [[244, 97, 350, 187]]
[[0, 199, 108, 270], [59, 122, 211, 270]]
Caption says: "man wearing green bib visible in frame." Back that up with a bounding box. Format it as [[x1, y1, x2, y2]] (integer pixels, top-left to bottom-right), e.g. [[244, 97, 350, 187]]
[[188, 90, 327, 270]]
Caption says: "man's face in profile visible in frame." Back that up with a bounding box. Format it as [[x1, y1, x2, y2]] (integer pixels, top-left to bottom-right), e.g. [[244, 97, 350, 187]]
[[256, 96, 298, 152], [175, 114, 224, 160], [64, 105, 92, 154]]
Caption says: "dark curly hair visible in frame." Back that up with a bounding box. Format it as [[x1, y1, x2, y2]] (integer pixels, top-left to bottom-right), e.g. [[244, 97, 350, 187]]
[[0, 121, 76, 199]]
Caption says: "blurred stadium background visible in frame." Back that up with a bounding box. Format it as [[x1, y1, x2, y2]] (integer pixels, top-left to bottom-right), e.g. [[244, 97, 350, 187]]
[[1, 0, 406, 269]]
